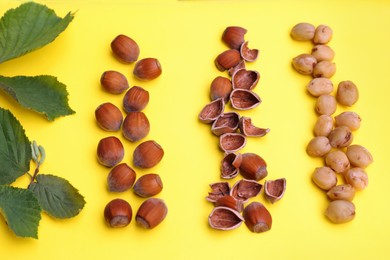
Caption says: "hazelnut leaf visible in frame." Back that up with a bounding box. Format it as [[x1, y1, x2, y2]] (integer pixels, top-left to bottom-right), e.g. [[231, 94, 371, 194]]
[[0, 185, 41, 239], [28, 174, 86, 219], [0, 2, 74, 64], [0, 108, 32, 185], [0, 75, 75, 121]]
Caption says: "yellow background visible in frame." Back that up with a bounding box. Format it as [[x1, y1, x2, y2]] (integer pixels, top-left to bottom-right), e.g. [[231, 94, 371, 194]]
[[0, 0, 389, 259]]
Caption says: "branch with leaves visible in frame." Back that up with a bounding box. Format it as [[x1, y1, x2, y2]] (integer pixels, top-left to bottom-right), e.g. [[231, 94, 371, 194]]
[[0, 2, 85, 239]]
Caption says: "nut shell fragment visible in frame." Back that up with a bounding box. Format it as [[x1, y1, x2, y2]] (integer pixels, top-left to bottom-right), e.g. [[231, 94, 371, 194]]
[[206, 182, 230, 202], [211, 112, 240, 136], [208, 206, 244, 230], [264, 178, 286, 203], [221, 153, 242, 179], [240, 41, 259, 62], [219, 133, 247, 153], [239, 116, 270, 137], [199, 98, 225, 123], [232, 69, 260, 90], [230, 179, 262, 203], [215, 195, 244, 212], [230, 89, 261, 110]]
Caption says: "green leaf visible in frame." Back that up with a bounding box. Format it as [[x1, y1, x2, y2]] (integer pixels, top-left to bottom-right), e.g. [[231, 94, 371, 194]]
[[0, 108, 31, 185], [0, 75, 75, 121], [0, 185, 41, 239], [29, 174, 85, 219], [0, 2, 74, 64]]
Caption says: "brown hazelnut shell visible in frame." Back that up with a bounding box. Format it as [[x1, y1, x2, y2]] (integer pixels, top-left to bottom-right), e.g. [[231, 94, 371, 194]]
[[239, 153, 268, 181], [228, 59, 246, 77], [133, 58, 162, 81], [219, 133, 247, 153], [199, 98, 225, 123], [97, 136, 124, 167], [206, 182, 231, 202], [230, 89, 261, 110], [232, 69, 260, 90], [221, 152, 242, 179], [107, 163, 136, 192], [95, 102, 123, 131], [222, 26, 247, 49], [100, 70, 129, 94], [133, 173, 163, 197], [111, 34, 140, 63], [122, 111, 150, 142], [243, 202, 272, 233], [211, 112, 240, 136], [230, 179, 263, 203], [210, 76, 232, 103], [208, 206, 244, 230], [214, 195, 244, 212], [239, 116, 270, 137], [136, 198, 168, 229], [264, 178, 287, 203], [240, 41, 259, 62], [123, 86, 149, 112], [133, 140, 164, 168], [215, 49, 241, 72], [104, 198, 132, 228]]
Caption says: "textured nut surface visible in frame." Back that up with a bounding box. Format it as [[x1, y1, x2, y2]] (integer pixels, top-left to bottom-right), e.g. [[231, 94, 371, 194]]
[[239, 116, 270, 137], [306, 77, 334, 97], [336, 80, 359, 106], [222, 26, 247, 49], [104, 198, 132, 228], [107, 163, 136, 192], [211, 112, 240, 136], [208, 206, 244, 230], [230, 89, 261, 110], [100, 70, 129, 94], [346, 145, 373, 168], [122, 111, 150, 142], [133, 173, 163, 197], [199, 98, 225, 123], [230, 179, 262, 203], [215, 195, 244, 212], [210, 76, 232, 103], [290, 22, 315, 41], [325, 200, 355, 224], [239, 153, 267, 181], [313, 60, 336, 78], [312, 166, 337, 190], [219, 133, 247, 153], [136, 198, 168, 229], [221, 153, 242, 179], [206, 182, 230, 202], [240, 41, 259, 62], [133, 140, 164, 168], [232, 69, 260, 90], [315, 94, 337, 115], [95, 102, 123, 131], [123, 86, 149, 112], [133, 58, 162, 80], [111, 34, 140, 63], [97, 136, 124, 167], [215, 49, 241, 71], [264, 178, 286, 203], [243, 202, 272, 233], [292, 54, 317, 75], [328, 126, 353, 148]]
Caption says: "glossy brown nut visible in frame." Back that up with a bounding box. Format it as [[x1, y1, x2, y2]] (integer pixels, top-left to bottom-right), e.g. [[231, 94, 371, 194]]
[[292, 54, 317, 75], [239, 116, 270, 137], [123, 86, 149, 112], [97, 136, 124, 167], [206, 182, 231, 202], [239, 153, 268, 181], [230, 179, 262, 203], [215, 49, 241, 72], [228, 59, 246, 77], [133, 173, 163, 197], [122, 111, 150, 142], [210, 76, 232, 103], [219, 133, 247, 153], [222, 26, 247, 49], [232, 69, 260, 90], [104, 198, 132, 228], [111, 34, 140, 63], [230, 89, 261, 110], [215, 195, 244, 212], [107, 163, 136, 192], [221, 152, 242, 179], [240, 41, 259, 62], [136, 198, 168, 229], [100, 70, 129, 94], [133, 58, 162, 81], [198, 98, 225, 123], [95, 102, 123, 131], [211, 112, 240, 136], [133, 140, 164, 168], [264, 178, 287, 203], [208, 206, 244, 230], [243, 202, 272, 233]]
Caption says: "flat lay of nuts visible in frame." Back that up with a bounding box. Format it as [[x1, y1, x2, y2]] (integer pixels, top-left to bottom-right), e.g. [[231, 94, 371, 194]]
[[291, 22, 373, 224], [97, 34, 167, 230], [201, 26, 285, 234], [104, 198, 133, 228]]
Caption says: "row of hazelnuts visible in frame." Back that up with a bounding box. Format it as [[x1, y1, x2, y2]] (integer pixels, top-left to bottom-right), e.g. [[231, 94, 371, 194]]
[[200, 26, 286, 233], [96, 34, 167, 229], [290, 23, 373, 224]]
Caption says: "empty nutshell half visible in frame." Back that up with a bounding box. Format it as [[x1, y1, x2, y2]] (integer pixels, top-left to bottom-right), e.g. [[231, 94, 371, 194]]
[[239, 116, 270, 137], [206, 182, 231, 203], [214, 195, 244, 212], [230, 179, 263, 203], [220, 152, 242, 179], [232, 69, 260, 90], [230, 89, 261, 110], [240, 41, 259, 62], [208, 206, 244, 231], [264, 178, 286, 203], [219, 133, 247, 153], [211, 112, 240, 136], [199, 98, 225, 124]]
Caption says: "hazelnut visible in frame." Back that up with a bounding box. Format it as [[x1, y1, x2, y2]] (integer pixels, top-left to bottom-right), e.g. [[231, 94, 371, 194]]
[[133, 58, 162, 81], [133, 173, 163, 197], [107, 163, 136, 192], [100, 70, 129, 94], [243, 202, 272, 233], [239, 153, 268, 181], [290, 22, 315, 41], [210, 76, 232, 103], [133, 140, 164, 168], [104, 198, 132, 228], [111, 34, 140, 63], [292, 54, 317, 75], [215, 49, 241, 72], [222, 26, 247, 49], [230, 89, 262, 110], [97, 136, 124, 167], [123, 86, 149, 112], [214, 195, 244, 212], [325, 200, 355, 224], [136, 198, 168, 229], [208, 206, 244, 230], [122, 111, 150, 142], [95, 102, 123, 131]]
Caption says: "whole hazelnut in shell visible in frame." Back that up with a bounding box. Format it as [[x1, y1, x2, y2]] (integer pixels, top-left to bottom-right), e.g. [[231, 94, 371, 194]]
[[111, 34, 140, 63], [97, 136, 124, 167], [133, 140, 164, 168], [104, 198, 132, 228], [133, 58, 162, 81]]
